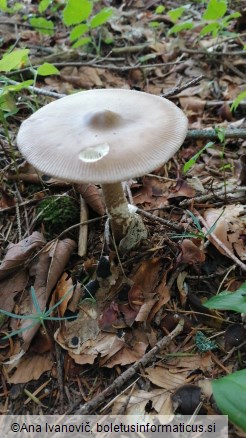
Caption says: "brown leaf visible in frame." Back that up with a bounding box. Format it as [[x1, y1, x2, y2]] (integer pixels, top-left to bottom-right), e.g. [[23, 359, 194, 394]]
[[7, 352, 53, 384], [111, 388, 173, 415], [131, 258, 162, 293], [98, 302, 125, 332], [20, 239, 76, 347], [46, 239, 77, 294], [178, 239, 205, 264], [203, 206, 246, 260], [168, 178, 196, 199], [75, 184, 105, 216], [0, 270, 28, 313], [0, 188, 15, 209], [128, 283, 144, 310], [53, 273, 73, 317], [145, 366, 187, 390], [0, 232, 46, 280]]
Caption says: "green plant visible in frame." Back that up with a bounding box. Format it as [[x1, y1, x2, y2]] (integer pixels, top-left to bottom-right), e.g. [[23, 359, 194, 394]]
[[183, 141, 214, 173], [36, 195, 80, 237], [204, 283, 246, 431], [204, 281, 246, 312], [166, 0, 241, 38], [0, 0, 22, 14], [231, 90, 246, 112], [171, 208, 224, 241], [212, 370, 246, 431], [0, 49, 60, 116], [0, 286, 76, 340], [199, 0, 241, 38], [27, 0, 114, 50]]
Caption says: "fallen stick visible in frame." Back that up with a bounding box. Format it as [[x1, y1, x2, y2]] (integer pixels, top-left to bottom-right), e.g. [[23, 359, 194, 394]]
[[186, 129, 246, 140], [66, 320, 184, 415]]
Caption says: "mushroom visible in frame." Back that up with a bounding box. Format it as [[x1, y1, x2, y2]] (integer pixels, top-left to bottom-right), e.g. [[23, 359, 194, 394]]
[[17, 88, 188, 250]]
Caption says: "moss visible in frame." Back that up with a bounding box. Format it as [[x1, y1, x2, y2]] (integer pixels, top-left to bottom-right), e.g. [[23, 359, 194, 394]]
[[37, 195, 80, 237]]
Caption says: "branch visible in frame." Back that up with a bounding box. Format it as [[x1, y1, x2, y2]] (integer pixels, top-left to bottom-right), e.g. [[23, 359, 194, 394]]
[[162, 75, 205, 98], [186, 128, 246, 140]]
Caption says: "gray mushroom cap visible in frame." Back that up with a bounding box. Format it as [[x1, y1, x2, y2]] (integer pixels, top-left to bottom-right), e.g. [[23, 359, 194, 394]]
[[17, 88, 188, 184]]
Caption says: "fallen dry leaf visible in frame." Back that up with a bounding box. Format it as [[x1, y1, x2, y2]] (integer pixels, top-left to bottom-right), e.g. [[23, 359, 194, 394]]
[[178, 239, 206, 264], [145, 366, 187, 390], [0, 270, 28, 313], [7, 352, 53, 384], [203, 205, 246, 260], [168, 178, 196, 199], [53, 273, 74, 317], [0, 232, 46, 280], [75, 184, 105, 216], [112, 388, 174, 416]]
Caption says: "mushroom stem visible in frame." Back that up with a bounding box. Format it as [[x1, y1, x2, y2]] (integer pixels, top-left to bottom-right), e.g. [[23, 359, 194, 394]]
[[101, 182, 131, 242]]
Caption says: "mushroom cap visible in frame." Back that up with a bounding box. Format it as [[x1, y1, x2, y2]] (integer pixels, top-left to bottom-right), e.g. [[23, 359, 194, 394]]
[[17, 88, 188, 184]]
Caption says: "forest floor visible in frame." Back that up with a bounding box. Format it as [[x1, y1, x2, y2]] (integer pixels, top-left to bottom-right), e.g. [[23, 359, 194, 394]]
[[0, 0, 246, 436]]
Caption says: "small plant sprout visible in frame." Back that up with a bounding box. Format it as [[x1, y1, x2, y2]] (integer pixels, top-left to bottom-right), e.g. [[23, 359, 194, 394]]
[[0, 286, 76, 340], [17, 88, 188, 251]]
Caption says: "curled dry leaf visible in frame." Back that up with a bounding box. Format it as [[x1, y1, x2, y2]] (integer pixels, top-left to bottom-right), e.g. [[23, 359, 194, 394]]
[[0, 232, 46, 280], [98, 302, 124, 332], [53, 272, 74, 317], [203, 205, 246, 260], [168, 178, 196, 199], [178, 238, 205, 264], [75, 183, 106, 216], [20, 239, 76, 347]]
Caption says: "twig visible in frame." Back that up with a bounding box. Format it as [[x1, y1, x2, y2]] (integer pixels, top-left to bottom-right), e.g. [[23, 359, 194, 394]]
[[136, 208, 183, 232], [187, 129, 246, 140], [66, 319, 184, 414], [179, 186, 246, 207], [194, 209, 246, 272], [2, 78, 66, 99], [162, 75, 205, 98], [182, 48, 246, 56]]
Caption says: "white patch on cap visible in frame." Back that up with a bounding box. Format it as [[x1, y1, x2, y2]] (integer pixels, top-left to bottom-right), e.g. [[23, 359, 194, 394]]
[[78, 143, 109, 163]]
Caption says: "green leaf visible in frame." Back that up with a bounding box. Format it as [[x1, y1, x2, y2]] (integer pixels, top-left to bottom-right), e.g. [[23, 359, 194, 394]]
[[69, 23, 89, 42], [214, 127, 226, 143], [149, 21, 161, 29], [3, 79, 33, 92], [38, 0, 52, 13], [200, 22, 219, 36], [0, 90, 17, 112], [72, 36, 91, 48], [36, 63, 60, 76], [221, 11, 241, 25], [62, 0, 92, 26], [0, 0, 7, 11], [0, 49, 29, 72], [231, 90, 246, 112], [90, 8, 113, 29], [155, 5, 165, 14], [29, 17, 54, 35], [168, 21, 194, 35], [168, 6, 185, 23], [204, 282, 246, 313], [202, 0, 227, 20], [183, 141, 214, 173], [212, 370, 246, 431]]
